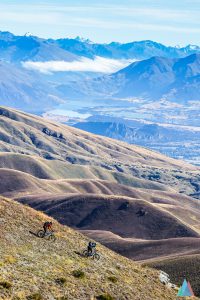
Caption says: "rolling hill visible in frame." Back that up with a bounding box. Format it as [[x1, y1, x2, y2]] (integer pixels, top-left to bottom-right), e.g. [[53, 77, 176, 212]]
[[0, 196, 179, 300], [1, 106, 200, 297], [0, 106, 199, 197]]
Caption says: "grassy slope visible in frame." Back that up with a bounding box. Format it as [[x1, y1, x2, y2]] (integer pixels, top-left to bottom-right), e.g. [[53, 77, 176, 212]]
[[0, 197, 178, 300], [0, 164, 170, 199], [0, 106, 199, 198]]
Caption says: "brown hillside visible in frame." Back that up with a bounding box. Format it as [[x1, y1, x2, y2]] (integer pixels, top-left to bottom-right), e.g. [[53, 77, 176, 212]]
[[17, 193, 200, 240], [1, 106, 200, 299], [0, 197, 178, 300], [0, 106, 199, 197]]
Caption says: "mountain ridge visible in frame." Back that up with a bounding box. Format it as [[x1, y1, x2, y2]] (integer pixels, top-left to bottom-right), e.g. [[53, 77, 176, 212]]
[[78, 53, 200, 102], [73, 120, 200, 166], [1, 30, 200, 62]]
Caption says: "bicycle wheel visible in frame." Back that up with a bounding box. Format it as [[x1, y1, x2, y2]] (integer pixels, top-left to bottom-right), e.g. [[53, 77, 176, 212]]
[[93, 253, 100, 260], [37, 230, 45, 238], [48, 234, 56, 242], [83, 250, 88, 257]]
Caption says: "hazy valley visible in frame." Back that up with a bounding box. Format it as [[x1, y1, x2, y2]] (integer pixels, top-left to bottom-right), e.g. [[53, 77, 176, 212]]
[[0, 31, 200, 164]]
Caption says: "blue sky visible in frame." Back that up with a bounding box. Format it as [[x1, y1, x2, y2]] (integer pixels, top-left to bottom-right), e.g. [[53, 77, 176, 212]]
[[0, 0, 200, 45]]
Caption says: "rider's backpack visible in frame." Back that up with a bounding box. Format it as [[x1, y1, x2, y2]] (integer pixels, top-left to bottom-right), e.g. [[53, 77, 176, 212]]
[[44, 221, 50, 228]]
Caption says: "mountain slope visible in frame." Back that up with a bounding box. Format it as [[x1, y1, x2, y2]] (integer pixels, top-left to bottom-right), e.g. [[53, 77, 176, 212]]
[[83, 53, 200, 102], [0, 106, 199, 197], [15, 186, 200, 266], [0, 62, 65, 112], [0, 31, 78, 62], [0, 196, 179, 300], [17, 193, 200, 239], [1, 106, 200, 295], [121, 53, 200, 102]]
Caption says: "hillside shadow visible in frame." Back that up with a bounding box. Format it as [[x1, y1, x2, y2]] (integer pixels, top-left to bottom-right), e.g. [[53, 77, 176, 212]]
[[74, 251, 84, 257], [29, 230, 39, 237]]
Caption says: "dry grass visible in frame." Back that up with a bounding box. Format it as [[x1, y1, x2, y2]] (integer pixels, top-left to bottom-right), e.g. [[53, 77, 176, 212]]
[[0, 106, 199, 199], [0, 196, 178, 300], [0, 106, 200, 299]]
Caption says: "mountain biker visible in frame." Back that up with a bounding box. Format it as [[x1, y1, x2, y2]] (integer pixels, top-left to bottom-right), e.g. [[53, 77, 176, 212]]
[[43, 221, 53, 234], [87, 241, 96, 255]]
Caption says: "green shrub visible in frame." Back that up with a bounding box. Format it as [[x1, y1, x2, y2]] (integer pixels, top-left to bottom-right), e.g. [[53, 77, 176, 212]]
[[72, 269, 85, 279], [96, 294, 114, 300], [55, 277, 67, 285], [0, 281, 12, 289], [108, 276, 118, 283], [27, 293, 43, 300]]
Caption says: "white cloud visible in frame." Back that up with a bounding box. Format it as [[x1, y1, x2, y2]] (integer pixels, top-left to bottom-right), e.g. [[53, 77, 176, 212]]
[[0, 1, 199, 44], [59, 18, 200, 33], [0, 11, 61, 25], [22, 56, 134, 74]]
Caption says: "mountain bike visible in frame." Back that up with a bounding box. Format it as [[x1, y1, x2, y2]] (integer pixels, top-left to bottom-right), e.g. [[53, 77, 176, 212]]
[[82, 248, 100, 260], [37, 230, 56, 242]]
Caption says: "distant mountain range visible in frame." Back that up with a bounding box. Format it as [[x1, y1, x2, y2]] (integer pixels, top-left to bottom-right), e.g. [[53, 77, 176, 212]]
[[0, 31, 200, 108], [73, 121, 194, 143], [1, 31, 200, 165], [1, 31, 200, 62], [0, 31, 78, 62], [73, 119, 200, 166], [118, 53, 200, 101], [56, 38, 200, 60], [75, 53, 200, 103]]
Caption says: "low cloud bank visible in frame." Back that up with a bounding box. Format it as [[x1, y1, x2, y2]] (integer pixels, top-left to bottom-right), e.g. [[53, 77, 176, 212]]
[[22, 56, 134, 74]]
